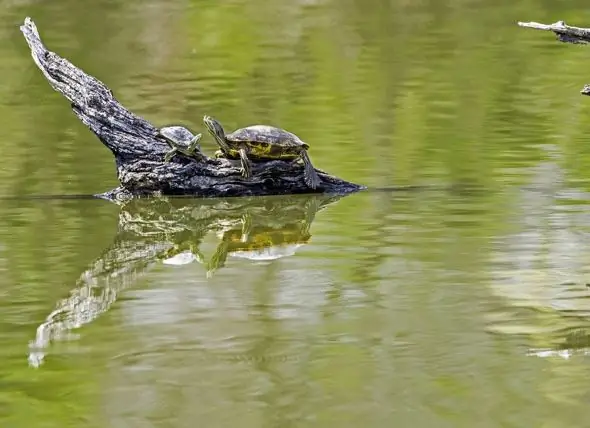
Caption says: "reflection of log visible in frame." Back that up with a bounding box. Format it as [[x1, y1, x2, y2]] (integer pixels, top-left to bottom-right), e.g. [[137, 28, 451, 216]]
[[518, 20, 590, 96], [19, 17, 365, 200], [527, 330, 590, 359], [28, 194, 340, 367]]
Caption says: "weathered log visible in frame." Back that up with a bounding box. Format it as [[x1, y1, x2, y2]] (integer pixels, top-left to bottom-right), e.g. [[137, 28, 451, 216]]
[[518, 19, 590, 96], [517, 20, 590, 44], [19, 17, 365, 201]]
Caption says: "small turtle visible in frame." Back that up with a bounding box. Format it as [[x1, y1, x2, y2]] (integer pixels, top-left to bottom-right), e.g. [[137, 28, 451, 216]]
[[203, 115, 321, 189], [156, 126, 204, 163]]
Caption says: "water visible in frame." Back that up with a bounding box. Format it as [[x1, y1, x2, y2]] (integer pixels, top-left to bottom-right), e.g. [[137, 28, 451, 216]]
[[3, 0, 590, 426]]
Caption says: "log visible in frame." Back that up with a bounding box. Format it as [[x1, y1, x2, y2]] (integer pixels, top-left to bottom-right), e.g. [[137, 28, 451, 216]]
[[517, 19, 590, 96], [517, 20, 590, 44], [19, 17, 365, 201]]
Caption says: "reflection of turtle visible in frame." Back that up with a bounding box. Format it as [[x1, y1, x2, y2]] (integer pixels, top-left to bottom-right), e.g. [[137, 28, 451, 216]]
[[161, 241, 205, 266], [206, 212, 312, 277], [203, 115, 321, 189], [156, 126, 204, 162]]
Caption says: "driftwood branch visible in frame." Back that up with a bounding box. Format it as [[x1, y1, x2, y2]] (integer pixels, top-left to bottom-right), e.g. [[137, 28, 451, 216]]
[[20, 17, 364, 200], [518, 19, 590, 96], [517, 20, 590, 44]]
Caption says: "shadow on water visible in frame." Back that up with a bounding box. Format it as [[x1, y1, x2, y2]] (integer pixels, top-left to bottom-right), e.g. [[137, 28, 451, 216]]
[[27, 193, 341, 367], [0, 180, 489, 202]]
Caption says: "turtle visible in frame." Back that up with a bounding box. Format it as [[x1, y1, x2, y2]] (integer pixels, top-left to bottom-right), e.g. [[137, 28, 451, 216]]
[[156, 126, 204, 163], [206, 213, 311, 277], [202, 115, 321, 189]]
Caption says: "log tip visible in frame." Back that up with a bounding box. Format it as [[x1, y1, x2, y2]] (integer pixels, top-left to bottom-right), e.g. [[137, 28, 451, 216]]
[[20, 17, 44, 49], [20, 17, 38, 36], [517, 21, 535, 28]]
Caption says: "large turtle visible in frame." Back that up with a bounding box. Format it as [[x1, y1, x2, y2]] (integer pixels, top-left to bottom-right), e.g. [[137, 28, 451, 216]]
[[156, 125, 204, 162], [206, 212, 312, 277], [202, 115, 321, 189]]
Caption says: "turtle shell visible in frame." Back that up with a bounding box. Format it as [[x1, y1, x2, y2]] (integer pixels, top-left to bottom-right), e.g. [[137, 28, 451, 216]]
[[227, 125, 309, 150], [159, 126, 195, 147]]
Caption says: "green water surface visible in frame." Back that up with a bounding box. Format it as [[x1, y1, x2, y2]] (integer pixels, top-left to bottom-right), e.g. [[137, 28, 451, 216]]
[[2, 0, 590, 426]]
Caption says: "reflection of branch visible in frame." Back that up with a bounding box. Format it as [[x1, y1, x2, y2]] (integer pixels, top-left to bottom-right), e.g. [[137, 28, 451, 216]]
[[527, 330, 590, 360], [28, 195, 341, 367], [20, 17, 364, 199], [28, 239, 170, 368]]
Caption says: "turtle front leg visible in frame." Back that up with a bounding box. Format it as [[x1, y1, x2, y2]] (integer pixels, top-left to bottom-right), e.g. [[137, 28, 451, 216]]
[[206, 242, 229, 278], [241, 212, 253, 242], [163, 147, 178, 163], [238, 145, 252, 179]]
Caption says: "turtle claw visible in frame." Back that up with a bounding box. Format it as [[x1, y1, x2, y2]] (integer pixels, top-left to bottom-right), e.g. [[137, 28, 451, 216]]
[[301, 151, 320, 190], [304, 171, 321, 190]]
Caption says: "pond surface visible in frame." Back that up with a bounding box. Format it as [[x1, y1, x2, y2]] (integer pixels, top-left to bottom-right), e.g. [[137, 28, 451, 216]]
[[3, 0, 590, 426]]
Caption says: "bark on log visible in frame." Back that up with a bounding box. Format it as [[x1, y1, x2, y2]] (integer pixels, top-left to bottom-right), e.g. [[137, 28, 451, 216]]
[[517, 19, 590, 96], [19, 17, 365, 201]]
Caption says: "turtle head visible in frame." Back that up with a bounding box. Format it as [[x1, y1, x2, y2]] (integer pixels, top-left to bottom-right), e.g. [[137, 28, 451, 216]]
[[203, 115, 225, 141], [204, 115, 233, 153]]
